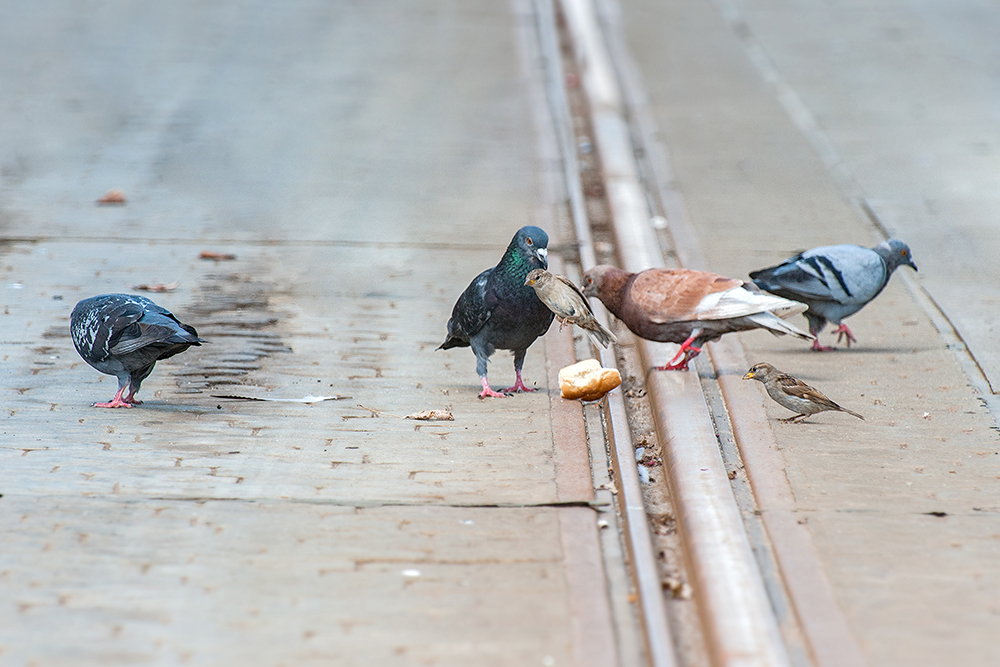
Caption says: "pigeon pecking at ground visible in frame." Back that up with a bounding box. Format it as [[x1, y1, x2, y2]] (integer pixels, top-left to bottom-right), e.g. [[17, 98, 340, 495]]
[[525, 269, 616, 349], [743, 362, 865, 423], [71, 294, 205, 408], [749, 239, 917, 351], [582, 265, 812, 370], [438, 226, 554, 398]]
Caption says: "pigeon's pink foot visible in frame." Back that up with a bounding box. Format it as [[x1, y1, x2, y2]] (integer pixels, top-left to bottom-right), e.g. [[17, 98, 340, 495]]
[[123, 390, 142, 405], [655, 333, 701, 371], [479, 377, 508, 399], [833, 323, 857, 347], [501, 371, 537, 393], [94, 387, 134, 408], [810, 339, 836, 352]]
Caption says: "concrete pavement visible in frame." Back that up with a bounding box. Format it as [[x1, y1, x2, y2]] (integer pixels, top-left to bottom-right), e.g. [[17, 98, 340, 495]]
[[0, 2, 628, 665], [615, 0, 1000, 664]]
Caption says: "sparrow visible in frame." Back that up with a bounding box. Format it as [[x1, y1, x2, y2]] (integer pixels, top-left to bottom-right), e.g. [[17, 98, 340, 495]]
[[743, 362, 865, 423], [525, 269, 616, 348]]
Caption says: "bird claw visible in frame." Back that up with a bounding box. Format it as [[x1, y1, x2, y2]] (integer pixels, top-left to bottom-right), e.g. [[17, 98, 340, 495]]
[[655, 340, 702, 371], [479, 378, 509, 398], [833, 324, 857, 347], [810, 339, 836, 352], [479, 388, 508, 399], [93, 399, 135, 408], [501, 381, 537, 393], [93, 387, 136, 408]]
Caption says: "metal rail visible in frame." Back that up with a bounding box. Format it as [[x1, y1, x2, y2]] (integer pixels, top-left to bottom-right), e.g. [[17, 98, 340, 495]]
[[533, 1, 679, 666], [588, 0, 869, 664], [557, 0, 795, 665]]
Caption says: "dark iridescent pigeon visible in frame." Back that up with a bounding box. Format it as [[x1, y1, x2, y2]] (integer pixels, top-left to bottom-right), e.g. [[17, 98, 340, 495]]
[[438, 226, 554, 398], [749, 239, 917, 351], [70, 294, 205, 408]]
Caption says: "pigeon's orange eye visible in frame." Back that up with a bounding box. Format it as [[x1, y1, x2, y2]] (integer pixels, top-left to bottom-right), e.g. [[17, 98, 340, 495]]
[[901, 249, 908, 255], [526, 237, 533, 245]]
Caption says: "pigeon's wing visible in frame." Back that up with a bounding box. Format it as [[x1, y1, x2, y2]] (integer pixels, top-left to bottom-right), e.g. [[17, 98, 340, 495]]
[[446, 268, 495, 341], [629, 269, 743, 323], [693, 286, 808, 321], [73, 297, 149, 362], [109, 311, 201, 356], [751, 245, 888, 306]]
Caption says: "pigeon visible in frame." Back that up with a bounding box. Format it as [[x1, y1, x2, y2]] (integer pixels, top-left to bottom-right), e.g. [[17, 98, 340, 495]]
[[749, 239, 917, 351], [70, 294, 205, 408], [525, 269, 617, 348], [743, 362, 865, 423], [438, 226, 555, 398], [582, 265, 812, 370]]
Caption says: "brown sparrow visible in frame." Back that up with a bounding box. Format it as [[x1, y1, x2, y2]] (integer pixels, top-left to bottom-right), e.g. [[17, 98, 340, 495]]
[[525, 269, 616, 348], [743, 362, 864, 423]]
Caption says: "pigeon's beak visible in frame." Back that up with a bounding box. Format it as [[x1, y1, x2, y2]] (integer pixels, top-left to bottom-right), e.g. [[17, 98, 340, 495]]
[[742, 371, 755, 380], [535, 246, 548, 268], [908, 259, 918, 272]]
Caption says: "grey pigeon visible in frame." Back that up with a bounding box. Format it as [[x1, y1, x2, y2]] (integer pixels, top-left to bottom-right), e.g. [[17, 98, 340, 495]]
[[525, 268, 616, 348], [71, 294, 205, 408], [582, 265, 811, 371], [438, 226, 554, 398], [749, 239, 917, 351]]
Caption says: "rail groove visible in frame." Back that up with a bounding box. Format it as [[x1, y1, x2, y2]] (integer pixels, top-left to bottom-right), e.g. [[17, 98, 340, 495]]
[[553, 0, 842, 665], [557, 0, 870, 665]]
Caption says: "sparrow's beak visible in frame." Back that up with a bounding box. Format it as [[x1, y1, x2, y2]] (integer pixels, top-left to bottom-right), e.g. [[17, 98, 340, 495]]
[[742, 371, 755, 380], [524, 277, 534, 286], [535, 246, 548, 268]]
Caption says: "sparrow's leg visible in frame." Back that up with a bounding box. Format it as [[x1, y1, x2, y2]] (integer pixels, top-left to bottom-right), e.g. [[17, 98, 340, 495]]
[[780, 414, 810, 424]]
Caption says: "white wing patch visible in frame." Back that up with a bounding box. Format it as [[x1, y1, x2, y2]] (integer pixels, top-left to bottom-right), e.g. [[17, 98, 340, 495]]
[[693, 286, 808, 321]]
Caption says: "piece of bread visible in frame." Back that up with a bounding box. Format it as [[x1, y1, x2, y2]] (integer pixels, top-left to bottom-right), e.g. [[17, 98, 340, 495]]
[[559, 359, 622, 401]]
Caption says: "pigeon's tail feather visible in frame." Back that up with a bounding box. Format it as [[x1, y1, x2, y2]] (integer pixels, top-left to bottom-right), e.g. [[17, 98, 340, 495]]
[[746, 311, 814, 340], [179, 324, 207, 345], [167, 330, 204, 346], [436, 334, 470, 351]]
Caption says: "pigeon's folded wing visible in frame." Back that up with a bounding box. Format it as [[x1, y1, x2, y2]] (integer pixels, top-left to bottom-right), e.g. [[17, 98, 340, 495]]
[[753, 245, 888, 305], [446, 269, 494, 340]]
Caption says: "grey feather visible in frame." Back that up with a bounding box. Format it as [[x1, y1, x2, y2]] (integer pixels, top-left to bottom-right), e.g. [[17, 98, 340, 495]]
[[750, 239, 917, 343], [71, 294, 205, 406]]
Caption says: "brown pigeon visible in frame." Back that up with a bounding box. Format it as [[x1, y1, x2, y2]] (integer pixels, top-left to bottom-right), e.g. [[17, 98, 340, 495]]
[[582, 265, 812, 370], [743, 362, 865, 423], [525, 269, 616, 348]]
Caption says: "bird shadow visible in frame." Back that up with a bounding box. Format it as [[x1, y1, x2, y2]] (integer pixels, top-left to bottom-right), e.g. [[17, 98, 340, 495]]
[[777, 343, 933, 356]]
